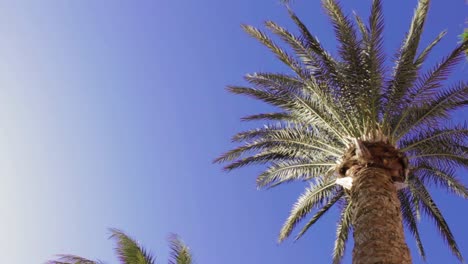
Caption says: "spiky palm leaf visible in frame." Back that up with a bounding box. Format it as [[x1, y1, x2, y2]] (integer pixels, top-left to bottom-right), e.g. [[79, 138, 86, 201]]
[[168, 234, 194, 264], [109, 228, 156, 264], [216, 0, 468, 262], [46, 255, 103, 264], [47, 230, 194, 264], [332, 200, 352, 264], [461, 20, 468, 57]]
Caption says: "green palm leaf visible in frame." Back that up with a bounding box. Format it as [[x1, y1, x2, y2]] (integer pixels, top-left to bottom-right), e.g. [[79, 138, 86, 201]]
[[46, 255, 103, 264], [279, 179, 338, 242], [332, 200, 352, 264], [398, 124, 468, 152], [47, 230, 195, 264], [322, 0, 363, 90], [414, 30, 447, 68], [257, 160, 336, 189], [168, 234, 193, 264], [391, 41, 468, 138], [241, 24, 306, 78], [294, 190, 344, 241], [398, 189, 426, 260], [383, 0, 430, 128], [110, 228, 156, 264], [414, 164, 468, 198], [410, 179, 463, 261], [395, 81, 468, 141]]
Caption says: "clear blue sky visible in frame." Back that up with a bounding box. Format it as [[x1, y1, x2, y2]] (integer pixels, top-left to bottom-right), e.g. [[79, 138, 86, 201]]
[[0, 0, 466, 263]]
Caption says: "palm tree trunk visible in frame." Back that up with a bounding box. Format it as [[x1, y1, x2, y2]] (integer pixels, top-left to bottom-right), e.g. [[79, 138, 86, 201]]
[[351, 167, 411, 264]]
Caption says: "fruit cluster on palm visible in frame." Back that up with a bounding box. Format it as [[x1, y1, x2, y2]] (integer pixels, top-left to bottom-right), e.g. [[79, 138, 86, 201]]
[[215, 0, 468, 263], [46, 229, 193, 264]]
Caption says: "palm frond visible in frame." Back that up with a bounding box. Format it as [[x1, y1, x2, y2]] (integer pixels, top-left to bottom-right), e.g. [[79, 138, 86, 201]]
[[279, 179, 338, 242], [287, 8, 362, 136], [242, 24, 307, 78], [168, 234, 193, 264], [294, 190, 344, 241], [395, 81, 468, 140], [399, 124, 468, 152], [109, 228, 156, 264], [350, 5, 384, 135], [407, 173, 422, 221], [240, 112, 293, 122], [332, 200, 352, 264], [257, 160, 336, 189], [391, 41, 468, 137], [383, 0, 430, 130], [221, 151, 297, 171], [364, 0, 385, 126], [409, 151, 468, 171], [322, 0, 362, 76], [322, 0, 366, 133], [264, 20, 319, 74], [230, 124, 343, 151], [286, 8, 340, 84], [225, 85, 349, 142], [353, 12, 368, 44], [414, 30, 447, 67], [222, 126, 343, 173], [46, 255, 102, 264], [410, 179, 464, 262], [215, 124, 343, 170], [244, 71, 357, 142], [244, 72, 304, 93], [414, 163, 468, 198], [414, 39, 467, 98], [243, 72, 344, 126], [398, 189, 426, 260], [403, 133, 467, 170]]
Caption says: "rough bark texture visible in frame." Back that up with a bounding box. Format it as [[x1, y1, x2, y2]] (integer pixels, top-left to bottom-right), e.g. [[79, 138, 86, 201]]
[[337, 141, 408, 183], [351, 167, 411, 264]]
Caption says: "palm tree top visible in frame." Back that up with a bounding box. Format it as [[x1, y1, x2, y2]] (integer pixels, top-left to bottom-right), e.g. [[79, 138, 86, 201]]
[[215, 0, 467, 262], [46, 229, 194, 264], [168, 234, 193, 264], [109, 228, 156, 264]]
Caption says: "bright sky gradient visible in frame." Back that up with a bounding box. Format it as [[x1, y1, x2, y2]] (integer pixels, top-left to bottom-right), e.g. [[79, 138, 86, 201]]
[[0, 0, 466, 263]]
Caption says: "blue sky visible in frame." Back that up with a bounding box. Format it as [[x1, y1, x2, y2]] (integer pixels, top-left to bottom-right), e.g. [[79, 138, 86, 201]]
[[0, 0, 466, 263]]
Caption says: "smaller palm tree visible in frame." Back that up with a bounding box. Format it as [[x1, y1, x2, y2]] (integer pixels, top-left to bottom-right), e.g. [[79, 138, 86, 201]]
[[46, 229, 193, 264]]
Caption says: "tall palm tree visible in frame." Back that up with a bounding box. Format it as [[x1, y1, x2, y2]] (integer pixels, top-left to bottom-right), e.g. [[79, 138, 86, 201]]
[[215, 0, 468, 263], [46, 229, 193, 264]]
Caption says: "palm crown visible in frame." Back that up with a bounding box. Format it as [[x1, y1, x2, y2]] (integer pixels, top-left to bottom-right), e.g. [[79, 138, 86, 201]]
[[215, 0, 468, 262], [47, 229, 193, 264]]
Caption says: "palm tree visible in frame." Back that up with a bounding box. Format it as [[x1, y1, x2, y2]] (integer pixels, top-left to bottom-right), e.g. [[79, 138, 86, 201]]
[[215, 0, 468, 263], [46, 229, 193, 264]]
